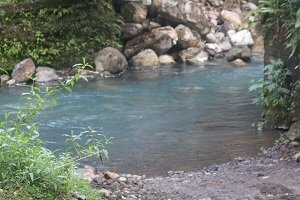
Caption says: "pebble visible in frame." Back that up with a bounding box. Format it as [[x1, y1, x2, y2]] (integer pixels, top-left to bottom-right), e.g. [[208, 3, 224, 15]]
[[99, 188, 112, 198], [290, 141, 300, 147], [104, 171, 120, 180], [118, 177, 127, 182], [72, 192, 86, 200], [293, 152, 300, 162]]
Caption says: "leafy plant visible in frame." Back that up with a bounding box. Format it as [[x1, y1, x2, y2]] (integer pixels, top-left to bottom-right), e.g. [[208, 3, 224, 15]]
[[0, 0, 123, 73], [0, 60, 111, 199], [249, 60, 292, 127]]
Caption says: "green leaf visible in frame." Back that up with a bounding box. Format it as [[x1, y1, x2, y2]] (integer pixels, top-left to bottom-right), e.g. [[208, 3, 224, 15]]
[[296, 8, 300, 28]]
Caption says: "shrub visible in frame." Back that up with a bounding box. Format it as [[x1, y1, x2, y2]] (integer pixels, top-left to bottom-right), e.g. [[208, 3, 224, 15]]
[[0, 61, 111, 199], [0, 0, 123, 73]]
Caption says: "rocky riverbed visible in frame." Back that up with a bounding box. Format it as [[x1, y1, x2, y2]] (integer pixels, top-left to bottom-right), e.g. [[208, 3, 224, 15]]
[[77, 130, 300, 200]]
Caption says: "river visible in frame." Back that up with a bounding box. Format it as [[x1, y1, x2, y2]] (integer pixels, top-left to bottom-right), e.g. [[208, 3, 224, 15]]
[[0, 57, 278, 176]]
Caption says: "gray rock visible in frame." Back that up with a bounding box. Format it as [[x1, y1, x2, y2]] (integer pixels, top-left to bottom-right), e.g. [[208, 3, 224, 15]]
[[121, 2, 147, 23], [207, 0, 222, 7], [159, 0, 210, 35], [206, 32, 225, 44], [175, 24, 201, 49], [231, 59, 246, 67], [227, 46, 251, 62], [6, 79, 16, 87], [286, 122, 300, 141], [124, 26, 177, 57], [118, 177, 128, 182], [72, 192, 86, 200], [290, 141, 300, 147], [159, 55, 176, 65], [94, 47, 128, 74], [129, 49, 160, 69], [99, 188, 112, 198], [179, 48, 209, 65], [0, 74, 10, 86], [228, 30, 254, 46], [35, 67, 59, 83], [293, 152, 300, 162], [121, 23, 144, 39], [218, 38, 232, 52], [221, 10, 242, 28], [11, 58, 36, 83], [206, 43, 222, 54]]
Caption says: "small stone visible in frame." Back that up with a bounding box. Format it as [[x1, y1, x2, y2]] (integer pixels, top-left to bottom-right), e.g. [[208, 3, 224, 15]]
[[93, 174, 103, 183], [0, 74, 10, 86], [99, 188, 112, 198], [6, 79, 16, 87], [293, 152, 300, 162], [104, 171, 120, 180], [118, 177, 127, 182], [290, 141, 300, 147], [231, 59, 246, 67], [72, 192, 86, 200]]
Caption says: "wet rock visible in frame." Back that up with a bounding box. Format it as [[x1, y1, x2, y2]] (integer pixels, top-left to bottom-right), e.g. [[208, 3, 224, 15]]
[[129, 49, 160, 69], [175, 24, 201, 49], [121, 23, 144, 39], [104, 171, 120, 180], [221, 10, 242, 28], [11, 58, 36, 83], [231, 59, 246, 67], [285, 122, 300, 142], [228, 30, 254, 46], [159, 0, 210, 35], [35, 67, 59, 83], [179, 48, 209, 65], [6, 79, 16, 87], [227, 46, 251, 62], [94, 47, 128, 74], [159, 55, 176, 65], [0, 74, 10, 86], [293, 152, 300, 162], [121, 2, 147, 23]]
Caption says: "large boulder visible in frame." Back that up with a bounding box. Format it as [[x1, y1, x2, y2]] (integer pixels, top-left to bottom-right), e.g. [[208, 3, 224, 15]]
[[159, 55, 176, 65], [94, 47, 128, 74], [129, 49, 160, 69], [120, 2, 148, 23], [124, 26, 177, 57], [11, 58, 36, 83], [159, 0, 210, 35], [228, 30, 254, 46], [121, 23, 144, 39], [150, 26, 178, 55], [175, 24, 201, 49], [286, 122, 300, 142], [178, 47, 209, 65], [227, 46, 251, 62], [221, 10, 242, 28], [35, 67, 59, 83]]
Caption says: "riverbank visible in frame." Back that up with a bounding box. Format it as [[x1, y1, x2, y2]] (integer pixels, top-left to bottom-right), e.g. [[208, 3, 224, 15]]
[[84, 139, 300, 200]]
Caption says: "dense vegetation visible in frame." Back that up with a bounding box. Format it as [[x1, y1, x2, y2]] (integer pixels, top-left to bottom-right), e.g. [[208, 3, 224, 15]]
[[251, 0, 300, 128], [0, 61, 111, 199], [0, 0, 122, 73]]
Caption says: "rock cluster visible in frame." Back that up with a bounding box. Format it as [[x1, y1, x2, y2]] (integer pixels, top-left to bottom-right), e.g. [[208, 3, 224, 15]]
[[1, 58, 60, 87], [96, 0, 260, 74]]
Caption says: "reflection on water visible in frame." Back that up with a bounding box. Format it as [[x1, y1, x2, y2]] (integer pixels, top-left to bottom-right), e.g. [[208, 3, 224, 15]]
[[0, 59, 278, 176]]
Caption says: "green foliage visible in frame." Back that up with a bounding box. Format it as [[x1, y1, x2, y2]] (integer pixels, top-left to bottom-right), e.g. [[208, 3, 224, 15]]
[[249, 60, 292, 127], [257, 0, 300, 57], [0, 60, 110, 199], [0, 0, 122, 73]]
